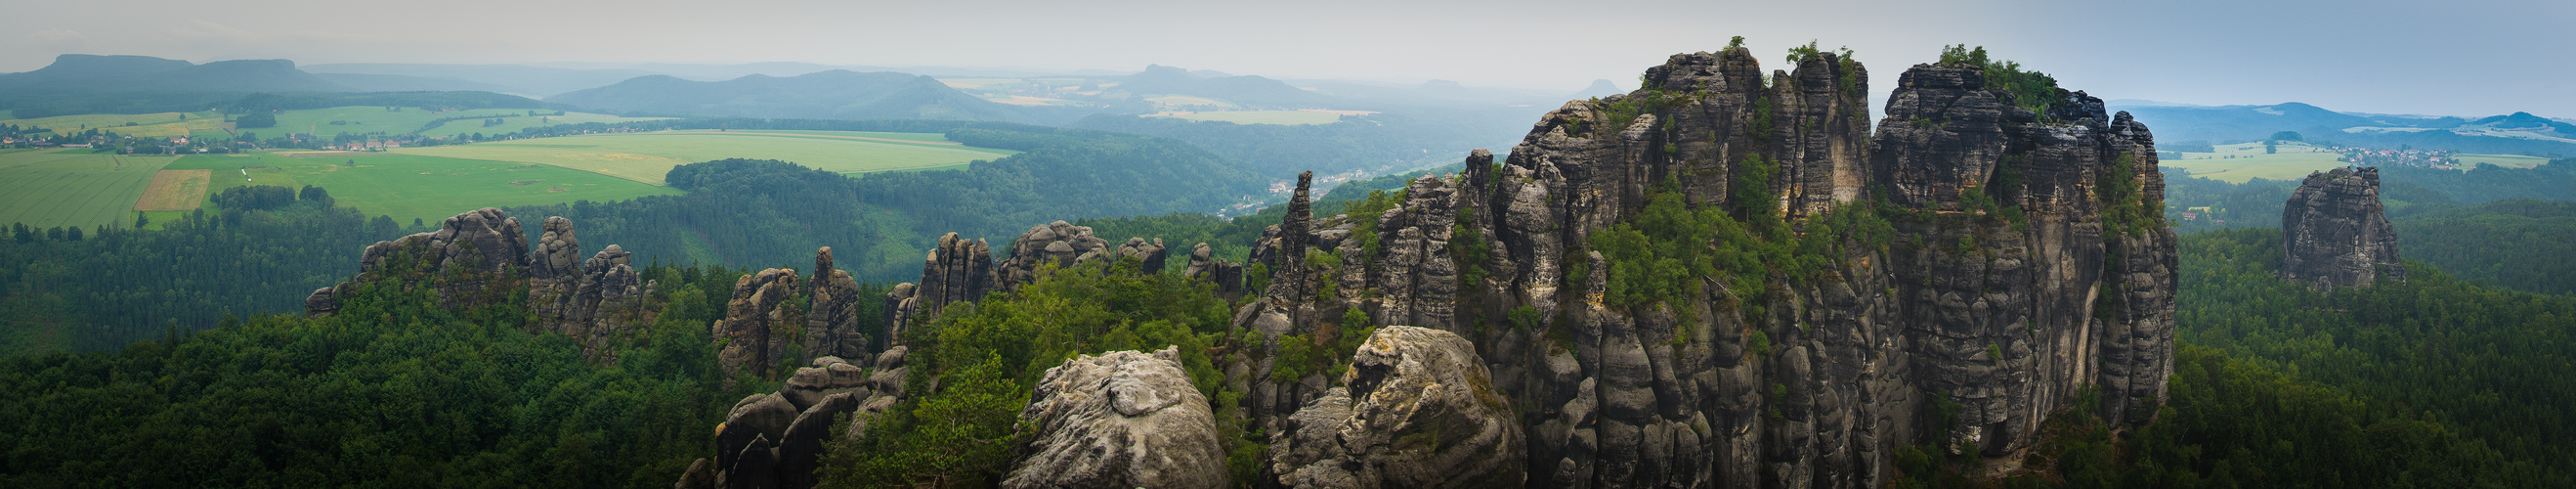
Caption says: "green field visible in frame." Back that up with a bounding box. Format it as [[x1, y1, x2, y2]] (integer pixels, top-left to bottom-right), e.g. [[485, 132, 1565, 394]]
[[2453, 154, 2551, 169], [2163, 141, 2349, 183], [0, 111, 227, 138], [393, 130, 1018, 185], [0, 150, 181, 230], [1150, 110, 1345, 125], [165, 153, 681, 225], [265, 106, 668, 138], [2167, 141, 2555, 183]]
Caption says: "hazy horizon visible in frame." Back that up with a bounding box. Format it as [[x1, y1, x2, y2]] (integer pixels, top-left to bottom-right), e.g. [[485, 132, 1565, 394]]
[[8, 0, 2571, 117]]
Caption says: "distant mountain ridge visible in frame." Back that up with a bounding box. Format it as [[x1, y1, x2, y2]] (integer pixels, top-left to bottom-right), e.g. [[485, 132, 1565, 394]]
[[0, 54, 345, 94], [545, 70, 1078, 123], [2114, 101, 2575, 156]]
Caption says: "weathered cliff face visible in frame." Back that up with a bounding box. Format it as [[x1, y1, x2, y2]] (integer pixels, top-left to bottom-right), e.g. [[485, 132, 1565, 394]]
[[2281, 167, 2404, 289], [1222, 49, 2176, 488]]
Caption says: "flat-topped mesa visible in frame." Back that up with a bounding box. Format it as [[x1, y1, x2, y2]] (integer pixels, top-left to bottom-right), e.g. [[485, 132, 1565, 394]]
[[2281, 166, 2405, 289]]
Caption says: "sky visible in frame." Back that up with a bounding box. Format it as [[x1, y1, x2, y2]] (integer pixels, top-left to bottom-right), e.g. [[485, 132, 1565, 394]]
[[8, 0, 2572, 117]]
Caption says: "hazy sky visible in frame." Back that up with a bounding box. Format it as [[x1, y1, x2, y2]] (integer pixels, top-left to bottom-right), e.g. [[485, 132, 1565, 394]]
[[9, 0, 2571, 116]]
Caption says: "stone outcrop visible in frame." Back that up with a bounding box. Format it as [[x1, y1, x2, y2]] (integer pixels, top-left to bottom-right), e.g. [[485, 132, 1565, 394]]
[[681, 374, 868, 489], [1115, 237, 1170, 274], [306, 207, 530, 316], [714, 268, 799, 381], [804, 247, 870, 362], [848, 47, 2177, 489], [1004, 347, 1227, 489], [2281, 166, 2404, 289], [307, 209, 657, 360], [1270, 326, 1524, 488], [997, 220, 1113, 287], [1184, 242, 1246, 298], [916, 233, 994, 316], [1217, 48, 2177, 488]]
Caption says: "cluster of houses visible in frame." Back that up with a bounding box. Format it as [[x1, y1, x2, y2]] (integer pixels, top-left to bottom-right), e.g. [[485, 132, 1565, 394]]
[[2336, 147, 2460, 169]]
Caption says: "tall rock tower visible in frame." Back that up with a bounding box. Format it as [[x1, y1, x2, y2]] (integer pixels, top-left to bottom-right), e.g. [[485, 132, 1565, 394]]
[[2280, 166, 2405, 288]]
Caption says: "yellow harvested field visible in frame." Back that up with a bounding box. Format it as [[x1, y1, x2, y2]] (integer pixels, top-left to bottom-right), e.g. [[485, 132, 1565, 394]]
[[134, 169, 212, 211]]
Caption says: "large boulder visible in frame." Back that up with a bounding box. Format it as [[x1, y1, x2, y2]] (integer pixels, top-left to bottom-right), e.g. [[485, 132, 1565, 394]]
[[1004, 347, 1227, 489], [1270, 326, 1524, 488], [714, 269, 800, 381]]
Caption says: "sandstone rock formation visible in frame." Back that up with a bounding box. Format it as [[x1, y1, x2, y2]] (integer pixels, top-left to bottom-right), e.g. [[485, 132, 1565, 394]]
[[842, 47, 2178, 489], [306, 207, 529, 315], [804, 247, 871, 362], [2281, 166, 2405, 289], [1270, 326, 1524, 489], [678, 355, 900, 489], [997, 220, 1113, 287], [714, 268, 799, 381], [1004, 347, 1227, 489], [1221, 48, 2176, 488], [1184, 242, 1246, 298], [1115, 237, 1170, 274]]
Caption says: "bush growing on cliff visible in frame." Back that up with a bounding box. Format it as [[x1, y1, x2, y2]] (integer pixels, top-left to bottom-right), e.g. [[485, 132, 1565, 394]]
[[823, 257, 1243, 486]]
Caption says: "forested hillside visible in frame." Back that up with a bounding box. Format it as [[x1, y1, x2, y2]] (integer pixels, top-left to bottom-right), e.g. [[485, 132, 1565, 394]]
[[2177, 228, 2576, 478], [508, 124, 1267, 284], [0, 195, 420, 356], [0, 259, 758, 487], [2161, 160, 2576, 295]]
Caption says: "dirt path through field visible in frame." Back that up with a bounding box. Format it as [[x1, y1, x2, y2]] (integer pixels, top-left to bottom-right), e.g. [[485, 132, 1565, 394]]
[[662, 130, 966, 146], [135, 169, 211, 211]]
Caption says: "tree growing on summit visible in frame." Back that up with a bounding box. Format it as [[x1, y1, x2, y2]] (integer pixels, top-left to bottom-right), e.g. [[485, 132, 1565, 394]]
[[2270, 131, 2302, 142]]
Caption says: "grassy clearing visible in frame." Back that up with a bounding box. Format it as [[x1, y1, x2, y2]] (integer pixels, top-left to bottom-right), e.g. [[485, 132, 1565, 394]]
[[0, 151, 181, 230], [394, 131, 1017, 185], [2453, 154, 2551, 169], [0, 111, 226, 138], [166, 153, 681, 225], [1150, 110, 1345, 125], [135, 170, 212, 211], [2163, 141, 2348, 183]]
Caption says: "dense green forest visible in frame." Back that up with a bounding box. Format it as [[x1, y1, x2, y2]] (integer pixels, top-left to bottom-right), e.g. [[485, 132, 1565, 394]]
[[0, 247, 761, 487], [1894, 227, 2567, 488], [0, 194, 421, 356], [513, 124, 1267, 284], [2160, 160, 2576, 295]]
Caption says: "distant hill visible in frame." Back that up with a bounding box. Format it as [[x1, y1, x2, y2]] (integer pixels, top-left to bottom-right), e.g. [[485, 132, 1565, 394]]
[[547, 70, 1079, 123], [0, 54, 346, 94], [311, 72, 506, 93], [2114, 101, 2575, 156], [1115, 65, 1333, 109]]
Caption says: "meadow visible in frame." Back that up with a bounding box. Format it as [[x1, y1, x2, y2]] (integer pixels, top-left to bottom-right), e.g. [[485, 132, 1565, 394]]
[[1149, 110, 1345, 125], [0, 111, 227, 138], [393, 130, 1016, 185], [265, 106, 668, 138], [2165, 141, 2373, 183], [0, 150, 181, 230], [163, 153, 681, 225], [2167, 141, 2555, 183]]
